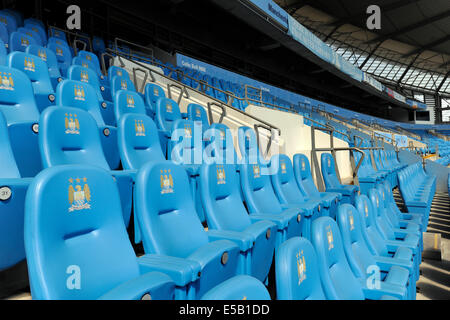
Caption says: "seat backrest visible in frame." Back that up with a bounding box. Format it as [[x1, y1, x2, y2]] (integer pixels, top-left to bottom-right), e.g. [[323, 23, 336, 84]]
[[114, 89, 146, 123], [155, 97, 182, 132], [0, 110, 20, 178], [77, 50, 102, 75], [311, 217, 365, 300], [169, 119, 202, 164], [270, 154, 308, 205], [336, 204, 377, 280], [321, 153, 341, 188], [9, 31, 37, 52], [25, 165, 140, 300], [145, 83, 166, 113], [111, 75, 136, 97], [39, 106, 110, 170], [293, 154, 320, 198], [24, 21, 47, 45], [201, 275, 270, 300], [367, 189, 395, 240], [240, 162, 283, 215], [200, 163, 251, 232], [276, 237, 326, 300], [92, 36, 105, 53], [7, 51, 54, 97], [67, 65, 103, 102], [355, 195, 388, 257], [205, 123, 239, 165], [0, 12, 17, 35], [134, 161, 209, 258], [47, 40, 72, 65], [108, 66, 130, 82], [0, 66, 40, 125], [187, 103, 209, 129], [26, 45, 61, 78], [17, 27, 42, 46], [56, 79, 105, 126], [117, 113, 165, 170]]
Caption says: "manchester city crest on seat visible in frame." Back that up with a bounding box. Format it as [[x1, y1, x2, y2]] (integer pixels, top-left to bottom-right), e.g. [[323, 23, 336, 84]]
[[217, 165, 226, 185], [74, 85, 85, 101], [302, 159, 306, 171], [326, 226, 334, 251], [38, 49, 47, 61], [135, 120, 145, 137], [364, 202, 369, 217], [121, 79, 128, 90], [281, 161, 287, 174], [184, 125, 192, 138], [253, 165, 261, 178], [56, 47, 63, 57], [160, 169, 174, 194], [296, 251, 307, 285], [126, 95, 135, 108], [68, 178, 91, 212], [21, 37, 29, 47], [166, 101, 173, 113], [65, 113, 80, 135], [153, 87, 159, 96], [24, 57, 35, 72], [349, 212, 355, 231], [0, 72, 14, 91], [80, 70, 89, 83]]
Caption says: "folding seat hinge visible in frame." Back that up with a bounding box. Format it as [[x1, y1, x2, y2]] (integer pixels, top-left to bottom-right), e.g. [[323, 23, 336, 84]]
[[101, 102, 107, 109], [48, 94, 55, 102], [297, 214, 301, 223], [103, 128, 110, 137], [32, 123, 39, 133], [0, 187, 12, 201], [266, 229, 271, 240], [221, 252, 229, 265]]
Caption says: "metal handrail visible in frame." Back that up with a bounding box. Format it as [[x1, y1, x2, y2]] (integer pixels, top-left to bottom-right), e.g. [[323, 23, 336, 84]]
[[167, 83, 190, 106], [207, 102, 227, 125], [106, 46, 282, 136], [133, 68, 148, 94], [73, 39, 87, 56], [47, 25, 93, 53], [254, 124, 276, 159]]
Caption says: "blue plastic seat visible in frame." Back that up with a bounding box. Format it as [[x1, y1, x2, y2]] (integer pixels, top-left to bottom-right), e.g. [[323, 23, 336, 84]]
[[38, 106, 133, 228], [270, 154, 322, 240], [17, 27, 43, 46], [0, 111, 32, 273], [144, 83, 166, 118], [398, 162, 436, 215], [240, 162, 304, 248], [108, 66, 130, 83], [337, 204, 413, 299], [26, 45, 62, 91], [117, 113, 166, 170], [382, 180, 427, 230], [311, 217, 398, 300], [275, 237, 326, 300], [7, 51, 55, 112], [47, 39, 72, 78], [201, 275, 270, 300], [200, 163, 277, 282], [376, 183, 424, 241], [55, 79, 120, 170], [67, 65, 115, 126], [355, 194, 420, 281], [0, 38, 6, 65], [368, 189, 422, 264], [9, 31, 37, 52], [0, 12, 17, 35], [134, 161, 240, 299], [48, 27, 67, 42], [114, 89, 147, 124], [238, 126, 269, 166], [353, 150, 386, 195], [321, 153, 359, 204], [76, 50, 104, 79], [187, 103, 209, 131], [24, 21, 47, 46], [155, 97, 182, 156], [0, 24, 8, 53], [25, 164, 175, 300], [0, 66, 42, 177], [93, 36, 105, 55], [293, 154, 341, 219]]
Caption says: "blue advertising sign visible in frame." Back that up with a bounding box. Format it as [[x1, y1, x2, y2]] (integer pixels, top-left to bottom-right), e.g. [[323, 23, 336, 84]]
[[248, 0, 289, 29]]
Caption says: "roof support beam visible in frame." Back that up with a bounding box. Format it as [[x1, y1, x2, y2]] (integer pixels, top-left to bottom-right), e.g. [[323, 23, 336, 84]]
[[359, 41, 382, 69], [397, 53, 421, 84], [403, 35, 450, 58], [437, 71, 450, 93]]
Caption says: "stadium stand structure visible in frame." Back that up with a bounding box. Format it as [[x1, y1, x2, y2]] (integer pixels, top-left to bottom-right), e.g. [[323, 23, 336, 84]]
[[0, 3, 449, 301]]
